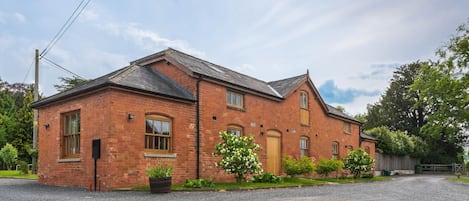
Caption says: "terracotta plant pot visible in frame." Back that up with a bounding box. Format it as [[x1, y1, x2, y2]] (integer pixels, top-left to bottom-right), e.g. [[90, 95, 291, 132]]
[[149, 177, 172, 193]]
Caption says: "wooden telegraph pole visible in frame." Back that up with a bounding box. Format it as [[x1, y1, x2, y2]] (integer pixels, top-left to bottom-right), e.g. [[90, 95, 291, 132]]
[[32, 49, 39, 174]]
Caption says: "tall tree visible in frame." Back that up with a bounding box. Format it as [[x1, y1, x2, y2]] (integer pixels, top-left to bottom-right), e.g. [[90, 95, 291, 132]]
[[363, 62, 428, 136], [11, 91, 34, 162], [54, 76, 87, 92], [411, 20, 469, 163]]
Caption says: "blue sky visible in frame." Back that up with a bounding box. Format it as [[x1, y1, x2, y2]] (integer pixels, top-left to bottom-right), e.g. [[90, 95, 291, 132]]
[[1, 0, 468, 114]]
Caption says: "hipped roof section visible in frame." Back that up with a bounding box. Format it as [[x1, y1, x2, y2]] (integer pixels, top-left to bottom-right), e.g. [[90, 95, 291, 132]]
[[32, 48, 359, 123], [31, 64, 195, 108]]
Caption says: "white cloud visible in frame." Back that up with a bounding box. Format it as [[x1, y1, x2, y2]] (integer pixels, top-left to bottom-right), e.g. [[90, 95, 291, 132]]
[[80, 8, 205, 58], [0, 12, 26, 24]]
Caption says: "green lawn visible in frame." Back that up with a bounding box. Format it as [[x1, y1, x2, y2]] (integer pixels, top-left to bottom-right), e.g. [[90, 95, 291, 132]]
[[0, 170, 38, 179], [449, 177, 469, 183], [134, 176, 389, 191]]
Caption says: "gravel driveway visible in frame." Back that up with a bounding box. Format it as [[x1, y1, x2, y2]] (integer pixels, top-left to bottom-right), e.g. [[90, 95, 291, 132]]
[[1, 175, 468, 201]]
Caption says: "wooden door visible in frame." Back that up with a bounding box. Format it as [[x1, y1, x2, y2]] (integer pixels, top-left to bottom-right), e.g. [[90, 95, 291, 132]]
[[266, 130, 281, 175]]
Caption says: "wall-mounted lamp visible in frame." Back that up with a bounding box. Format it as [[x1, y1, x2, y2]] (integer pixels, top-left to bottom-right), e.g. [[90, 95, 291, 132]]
[[128, 113, 135, 120], [212, 116, 217, 120], [44, 124, 50, 129]]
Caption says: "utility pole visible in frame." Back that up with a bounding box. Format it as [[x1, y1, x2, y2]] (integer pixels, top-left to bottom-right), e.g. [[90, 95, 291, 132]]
[[32, 49, 39, 174]]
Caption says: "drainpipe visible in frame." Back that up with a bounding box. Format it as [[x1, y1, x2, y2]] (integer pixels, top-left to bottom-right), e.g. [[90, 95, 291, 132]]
[[196, 75, 202, 179]]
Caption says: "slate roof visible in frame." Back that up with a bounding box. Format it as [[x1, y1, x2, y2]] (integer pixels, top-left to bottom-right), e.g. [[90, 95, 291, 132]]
[[133, 48, 283, 98], [32, 48, 361, 124], [268, 74, 308, 97], [31, 64, 195, 108], [326, 104, 361, 123], [360, 132, 378, 141]]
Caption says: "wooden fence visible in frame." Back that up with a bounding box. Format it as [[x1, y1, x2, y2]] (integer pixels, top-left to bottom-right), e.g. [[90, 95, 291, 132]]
[[375, 153, 420, 171]]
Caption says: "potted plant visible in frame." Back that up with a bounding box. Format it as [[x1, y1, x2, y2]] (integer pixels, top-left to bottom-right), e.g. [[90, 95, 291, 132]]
[[146, 164, 173, 193]]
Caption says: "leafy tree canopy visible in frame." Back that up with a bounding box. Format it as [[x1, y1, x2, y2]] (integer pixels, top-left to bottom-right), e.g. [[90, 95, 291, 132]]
[[53, 76, 88, 92]]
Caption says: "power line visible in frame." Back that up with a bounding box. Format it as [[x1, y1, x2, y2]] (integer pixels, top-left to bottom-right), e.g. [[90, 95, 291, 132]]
[[40, 0, 91, 58], [41, 56, 86, 80]]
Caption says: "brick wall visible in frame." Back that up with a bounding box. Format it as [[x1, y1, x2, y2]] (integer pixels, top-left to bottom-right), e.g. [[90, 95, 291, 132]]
[[37, 61, 368, 190]]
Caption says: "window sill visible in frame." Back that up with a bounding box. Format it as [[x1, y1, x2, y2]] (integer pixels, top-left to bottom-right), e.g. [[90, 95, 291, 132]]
[[57, 158, 81, 163], [344, 132, 352, 135], [144, 153, 177, 158], [226, 106, 246, 112]]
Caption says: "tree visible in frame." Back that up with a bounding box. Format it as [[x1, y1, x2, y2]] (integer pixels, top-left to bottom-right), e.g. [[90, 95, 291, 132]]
[[0, 143, 18, 170], [365, 126, 428, 157], [411, 20, 469, 163], [54, 76, 87, 92], [11, 91, 33, 162], [213, 131, 262, 184], [343, 149, 374, 178], [363, 62, 427, 136]]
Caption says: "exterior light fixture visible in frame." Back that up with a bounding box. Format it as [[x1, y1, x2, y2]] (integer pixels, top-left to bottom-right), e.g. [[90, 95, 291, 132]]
[[128, 113, 135, 120]]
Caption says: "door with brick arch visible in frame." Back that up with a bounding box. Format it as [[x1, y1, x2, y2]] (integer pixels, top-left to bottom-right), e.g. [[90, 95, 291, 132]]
[[266, 130, 281, 175]]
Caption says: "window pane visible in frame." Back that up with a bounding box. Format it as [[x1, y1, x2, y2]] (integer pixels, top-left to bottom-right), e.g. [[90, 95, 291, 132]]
[[154, 120, 161, 134], [162, 122, 170, 135], [65, 115, 70, 134], [71, 113, 77, 134], [226, 92, 231, 104], [146, 120, 153, 133]]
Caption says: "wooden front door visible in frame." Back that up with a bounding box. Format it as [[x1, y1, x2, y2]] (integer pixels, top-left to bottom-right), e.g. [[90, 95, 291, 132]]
[[266, 130, 281, 175]]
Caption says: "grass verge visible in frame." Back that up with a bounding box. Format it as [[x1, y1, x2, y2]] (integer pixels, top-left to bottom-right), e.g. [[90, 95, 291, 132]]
[[0, 170, 38, 179], [133, 176, 389, 191], [449, 177, 469, 183]]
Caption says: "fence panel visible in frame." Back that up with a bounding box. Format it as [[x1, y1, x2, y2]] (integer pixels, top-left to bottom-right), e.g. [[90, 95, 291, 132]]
[[375, 153, 420, 171]]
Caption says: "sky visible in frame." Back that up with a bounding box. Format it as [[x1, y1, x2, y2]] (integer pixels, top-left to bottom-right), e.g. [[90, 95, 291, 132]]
[[1, 0, 468, 115]]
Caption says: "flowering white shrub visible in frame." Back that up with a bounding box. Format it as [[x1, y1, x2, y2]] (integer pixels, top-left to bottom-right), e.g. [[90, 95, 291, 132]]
[[213, 131, 263, 184]]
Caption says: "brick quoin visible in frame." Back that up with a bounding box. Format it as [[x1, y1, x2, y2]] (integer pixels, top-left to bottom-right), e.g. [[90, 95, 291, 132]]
[[33, 49, 375, 191]]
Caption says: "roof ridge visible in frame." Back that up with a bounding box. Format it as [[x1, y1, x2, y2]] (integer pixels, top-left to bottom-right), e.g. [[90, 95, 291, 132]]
[[268, 73, 307, 84], [167, 48, 271, 84]]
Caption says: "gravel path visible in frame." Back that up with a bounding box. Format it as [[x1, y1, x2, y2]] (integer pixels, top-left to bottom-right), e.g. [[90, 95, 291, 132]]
[[1, 175, 468, 201]]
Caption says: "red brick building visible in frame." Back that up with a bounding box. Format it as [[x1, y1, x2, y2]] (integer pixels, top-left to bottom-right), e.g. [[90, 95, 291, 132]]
[[32, 48, 375, 191]]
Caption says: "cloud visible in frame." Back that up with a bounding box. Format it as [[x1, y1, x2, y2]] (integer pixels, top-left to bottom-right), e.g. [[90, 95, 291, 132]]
[[356, 63, 400, 80], [318, 80, 380, 104], [80, 9, 205, 58], [0, 12, 26, 24]]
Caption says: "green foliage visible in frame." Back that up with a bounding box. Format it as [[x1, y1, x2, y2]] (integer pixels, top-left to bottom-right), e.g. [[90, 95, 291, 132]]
[[0, 143, 18, 170], [213, 131, 262, 184], [363, 62, 427, 135], [343, 149, 375, 178], [17, 160, 28, 174], [53, 76, 88, 92], [315, 158, 343, 177], [146, 164, 172, 178], [410, 20, 469, 163], [365, 126, 428, 157], [282, 155, 315, 177], [251, 173, 282, 183], [183, 178, 214, 188]]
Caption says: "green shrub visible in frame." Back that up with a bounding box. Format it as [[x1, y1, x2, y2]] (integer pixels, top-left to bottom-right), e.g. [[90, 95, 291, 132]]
[[361, 173, 374, 178], [183, 178, 214, 188], [17, 160, 28, 174], [282, 155, 315, 177], [251, 173, 282, 183], [146, 164, 173, 178], [343, 149, 375, 178], [213, 131, 262, 184], [315, 158, 343, 177], [0, 143, 18, 170]]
